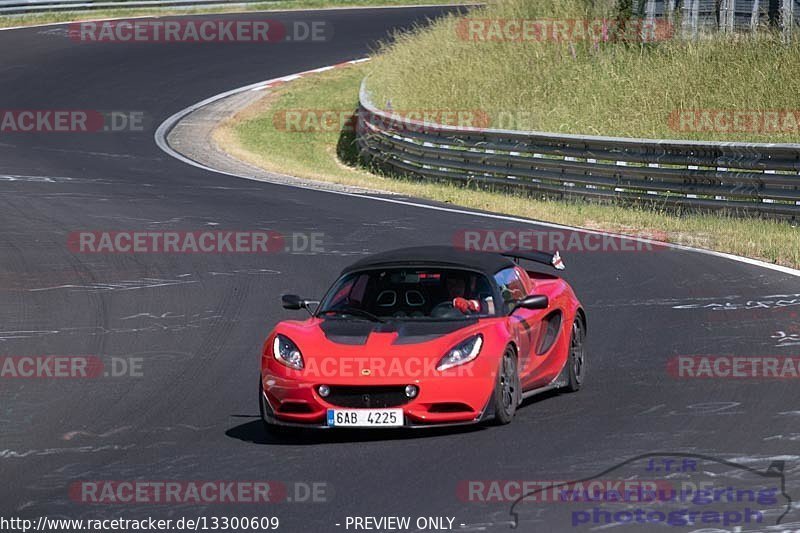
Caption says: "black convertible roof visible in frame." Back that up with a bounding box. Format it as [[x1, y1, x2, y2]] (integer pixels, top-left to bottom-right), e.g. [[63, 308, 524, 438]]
[[341, 246, 516, 276]]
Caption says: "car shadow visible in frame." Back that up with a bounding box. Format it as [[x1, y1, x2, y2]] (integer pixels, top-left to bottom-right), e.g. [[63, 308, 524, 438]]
[[226, 417, 486, 445], [519, 388, 561, 409]]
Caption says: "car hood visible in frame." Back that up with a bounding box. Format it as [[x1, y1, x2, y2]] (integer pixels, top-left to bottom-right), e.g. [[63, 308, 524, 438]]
[[319, 318, 481, 345], [274, 317, 498, 355]]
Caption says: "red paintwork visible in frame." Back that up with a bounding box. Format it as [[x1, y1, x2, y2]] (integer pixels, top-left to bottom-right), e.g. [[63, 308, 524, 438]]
[[260, 267, 583, 426]]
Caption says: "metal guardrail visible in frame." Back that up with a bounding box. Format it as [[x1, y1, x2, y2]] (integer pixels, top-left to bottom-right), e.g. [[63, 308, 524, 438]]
[[356, 81, 800, 218], [0, 0, 267, 15], [636, 1, 800, 36], [640, 0, 800, 41]]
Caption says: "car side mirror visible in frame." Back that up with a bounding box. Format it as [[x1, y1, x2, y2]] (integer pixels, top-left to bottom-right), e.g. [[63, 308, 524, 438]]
[[281, 294, 304, 309], [281, 294, 318, 313], [513, 295, 549, 311]]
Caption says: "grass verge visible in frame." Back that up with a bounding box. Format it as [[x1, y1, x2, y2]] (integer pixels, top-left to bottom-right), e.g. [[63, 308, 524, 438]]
[[0, 0, 471, 29], [366, 0, 800, 143], [216, 63, 799, 269]]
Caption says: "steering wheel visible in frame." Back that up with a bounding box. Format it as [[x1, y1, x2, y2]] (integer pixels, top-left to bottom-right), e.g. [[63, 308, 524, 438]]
[[430, 301, 458, 318]]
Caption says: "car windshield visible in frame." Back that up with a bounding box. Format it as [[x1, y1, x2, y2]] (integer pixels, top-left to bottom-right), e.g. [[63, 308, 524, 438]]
[[317, 268, 498, 320]]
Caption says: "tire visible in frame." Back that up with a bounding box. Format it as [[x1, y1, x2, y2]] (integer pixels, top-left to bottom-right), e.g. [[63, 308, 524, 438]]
[[565, 316, 586, 392], [491, 346, 521, 425]]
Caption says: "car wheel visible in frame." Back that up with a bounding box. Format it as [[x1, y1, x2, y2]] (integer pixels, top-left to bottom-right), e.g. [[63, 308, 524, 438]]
[[565, 316, 586, 392], [492, 346, 520, 425]]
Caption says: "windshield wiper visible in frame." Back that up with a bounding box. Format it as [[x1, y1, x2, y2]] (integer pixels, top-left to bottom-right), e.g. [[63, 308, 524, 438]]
[[319, 307, 386, 323]]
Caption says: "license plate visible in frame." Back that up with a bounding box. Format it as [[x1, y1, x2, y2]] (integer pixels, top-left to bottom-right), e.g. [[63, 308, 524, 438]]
[[327, 408, 403, 427]]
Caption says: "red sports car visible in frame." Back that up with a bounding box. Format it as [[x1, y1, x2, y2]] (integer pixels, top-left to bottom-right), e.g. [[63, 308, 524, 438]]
[[259, 246, 585, 430]]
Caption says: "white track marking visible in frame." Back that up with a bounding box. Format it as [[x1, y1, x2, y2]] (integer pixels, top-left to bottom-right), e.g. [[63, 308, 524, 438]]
[[154, 64, 800, 279], [0, 15, 156, 32], [0, 3, 475, 32]]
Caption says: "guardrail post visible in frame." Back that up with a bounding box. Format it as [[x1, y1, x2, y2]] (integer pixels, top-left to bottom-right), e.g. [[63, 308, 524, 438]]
[[666, 0, 676, 26], [720, 0, 735, 32], [781, 0, 794, 41], [643, 0, 657, 42], [682, 0, 700, 39], [751, 0, 761, 31]]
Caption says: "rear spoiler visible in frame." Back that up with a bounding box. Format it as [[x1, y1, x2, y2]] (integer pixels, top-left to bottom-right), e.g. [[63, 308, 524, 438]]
[[502, 250, 565, 271]]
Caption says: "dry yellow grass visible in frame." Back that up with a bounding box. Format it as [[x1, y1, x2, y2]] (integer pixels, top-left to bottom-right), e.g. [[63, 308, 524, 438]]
[[367, 0, 800, 142]]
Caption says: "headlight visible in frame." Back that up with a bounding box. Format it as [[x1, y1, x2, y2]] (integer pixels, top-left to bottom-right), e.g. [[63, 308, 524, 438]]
[[273, 334, 304, 370], [436, 334, 483, 371]]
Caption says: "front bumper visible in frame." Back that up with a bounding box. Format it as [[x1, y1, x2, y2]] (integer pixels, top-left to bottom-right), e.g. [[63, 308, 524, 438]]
[[259, 371, 496, 428], [260, 390, 494, 429]]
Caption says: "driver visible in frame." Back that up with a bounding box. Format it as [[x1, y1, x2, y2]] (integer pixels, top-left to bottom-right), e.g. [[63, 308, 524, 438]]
[[446, 275, 480, 314], [446, 276, 467, 298]]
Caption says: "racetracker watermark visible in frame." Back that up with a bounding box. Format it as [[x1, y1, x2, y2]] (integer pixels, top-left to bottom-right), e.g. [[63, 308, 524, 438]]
[[0, 356, 142, 378], [277, 109, 492, 134], [69, 481, 329, 504], [2, 517, 279, 532], [0, 110, 146, 133], [277, 356, 475, 379], [508, 453, 791, 530], [454, 229, 669, 253], [458, 480, 673, 503], [69, 19, 332, 43], [455, 18, 674, 43], [67, 231, 324, 254], [668, 109, 800, 134], [668, 355, 800, 379]]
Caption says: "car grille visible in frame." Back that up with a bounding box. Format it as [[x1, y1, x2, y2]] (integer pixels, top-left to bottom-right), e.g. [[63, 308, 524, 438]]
[[324, 386, 410, 408]]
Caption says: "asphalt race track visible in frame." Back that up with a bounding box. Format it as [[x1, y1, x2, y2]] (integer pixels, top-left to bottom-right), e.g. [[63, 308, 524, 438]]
[[1, 6, 800, 532]]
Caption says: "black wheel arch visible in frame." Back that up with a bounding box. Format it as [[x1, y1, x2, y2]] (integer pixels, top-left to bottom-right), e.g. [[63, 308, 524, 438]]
[[575, 307, 587, 333]]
